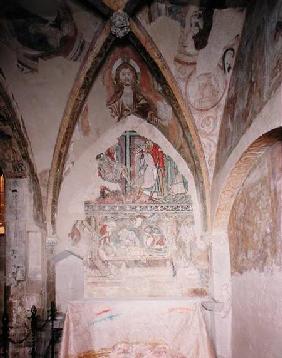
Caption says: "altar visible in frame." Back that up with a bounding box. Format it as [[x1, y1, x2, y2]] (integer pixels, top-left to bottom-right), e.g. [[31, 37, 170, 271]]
[[58, 131, 214, 357], [60, 299, 215, 358]]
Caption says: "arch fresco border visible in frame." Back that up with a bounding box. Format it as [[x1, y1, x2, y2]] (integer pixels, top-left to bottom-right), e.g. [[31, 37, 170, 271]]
[[0, 76, 44, 227], [213, 127, 282, 231], [46, 18, 210, 236], [46, 22, 115, 236]]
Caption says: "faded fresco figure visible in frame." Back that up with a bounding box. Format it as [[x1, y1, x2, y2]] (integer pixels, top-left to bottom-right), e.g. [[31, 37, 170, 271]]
[[271, 2, 282, 88], [97, 148, 128, 186], [186, 69, 226, 111], [136, 140, 165, 199], [222, 47, 235, 74], [136, 146, 158, 198], [147, 140, 165, 197], [82, 217, 110, 277], [0, 3, 86, 72], [175, 7, 214, 65], [174, 6, 214, 92], [274, 3, 282, 41], [107, 59, 158, 123]]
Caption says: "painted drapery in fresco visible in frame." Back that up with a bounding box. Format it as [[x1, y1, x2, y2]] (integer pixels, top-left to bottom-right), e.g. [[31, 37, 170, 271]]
[[60, 300, 215, 358]]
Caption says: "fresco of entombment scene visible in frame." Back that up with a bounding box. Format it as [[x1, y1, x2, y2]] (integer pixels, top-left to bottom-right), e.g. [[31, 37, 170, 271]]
[[139, 1, 245, 177], [0, 2, 87, 73], [69, 132, 209, 298]]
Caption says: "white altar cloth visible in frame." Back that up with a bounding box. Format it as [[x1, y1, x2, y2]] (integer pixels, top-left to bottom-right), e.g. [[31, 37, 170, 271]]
[[60, 299, 215, 358]]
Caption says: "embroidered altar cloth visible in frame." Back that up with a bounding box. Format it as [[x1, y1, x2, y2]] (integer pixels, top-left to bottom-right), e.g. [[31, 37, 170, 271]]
[[60, 299, 215, 358]]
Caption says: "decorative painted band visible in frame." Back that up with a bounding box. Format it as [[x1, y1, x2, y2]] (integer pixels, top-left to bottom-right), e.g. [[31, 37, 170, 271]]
[[84, 201, 193, 214]]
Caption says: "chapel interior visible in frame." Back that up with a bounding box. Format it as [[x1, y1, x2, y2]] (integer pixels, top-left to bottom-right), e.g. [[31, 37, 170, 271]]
[[0, 0, 281, 357]]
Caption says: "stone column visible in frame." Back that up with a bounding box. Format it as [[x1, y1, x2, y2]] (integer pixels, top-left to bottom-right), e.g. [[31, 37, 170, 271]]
[[46, 236, 57, 308], [5, 178, 46, 325], [5, 178, 29, 329], [209, 230, 232, 358]]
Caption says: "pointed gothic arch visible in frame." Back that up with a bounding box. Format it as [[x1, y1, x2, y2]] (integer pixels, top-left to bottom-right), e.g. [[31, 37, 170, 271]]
[[0, 75, 44, 226], [213, 127, 282, 231], [46, 17, 210, 237]]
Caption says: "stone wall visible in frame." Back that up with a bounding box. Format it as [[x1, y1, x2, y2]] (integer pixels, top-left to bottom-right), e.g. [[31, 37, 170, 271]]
[[229, 142, 282, 358]]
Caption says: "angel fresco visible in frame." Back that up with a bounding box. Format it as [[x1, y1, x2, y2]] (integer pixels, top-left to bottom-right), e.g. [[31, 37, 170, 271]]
[[0, 2, 85, 72], [107, 58, 158, 123]]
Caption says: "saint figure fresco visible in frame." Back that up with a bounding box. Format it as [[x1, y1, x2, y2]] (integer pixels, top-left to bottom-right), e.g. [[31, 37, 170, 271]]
[[107, 59, 158, 123], [175, 6, 214, 66]]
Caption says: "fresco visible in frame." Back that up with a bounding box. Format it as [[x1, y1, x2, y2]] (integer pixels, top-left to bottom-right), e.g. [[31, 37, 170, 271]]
[[186, 68, 226, 111], [68, 132, 209, 297], [147, 3, 218, 101], [107, 59, 158, 123], [95, 132, 189, 203], [229, 143, 282, 274], [0, 2, 86, 72], [172, 5, 241, 177], [174, 6, 214, 82], [82, 210, 208, 294], [76, 342, 186, 357], [267, 1, 282, 97], [144, 2, 244, 177], [104, 47, 172, 126], [216, 0, 282, 173]]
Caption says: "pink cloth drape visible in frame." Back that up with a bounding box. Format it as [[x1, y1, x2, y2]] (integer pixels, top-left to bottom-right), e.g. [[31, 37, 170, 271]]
[[60, 299, 215, 358]]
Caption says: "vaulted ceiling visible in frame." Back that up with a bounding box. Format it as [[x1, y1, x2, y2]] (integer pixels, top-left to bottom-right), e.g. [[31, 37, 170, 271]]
[[0, 0, 251, 233]]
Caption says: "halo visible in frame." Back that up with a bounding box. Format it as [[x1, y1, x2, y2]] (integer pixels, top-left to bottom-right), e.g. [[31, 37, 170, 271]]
[[111, 57, 140, 80]]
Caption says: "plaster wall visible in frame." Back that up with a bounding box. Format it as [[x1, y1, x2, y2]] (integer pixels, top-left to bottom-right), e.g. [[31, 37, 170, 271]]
[[0, 2, 101, 173], [0, 55, 78, 173], [229, 143, 282, 358], [232, 270, 282, 358], [55, 254, 84, 312]]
